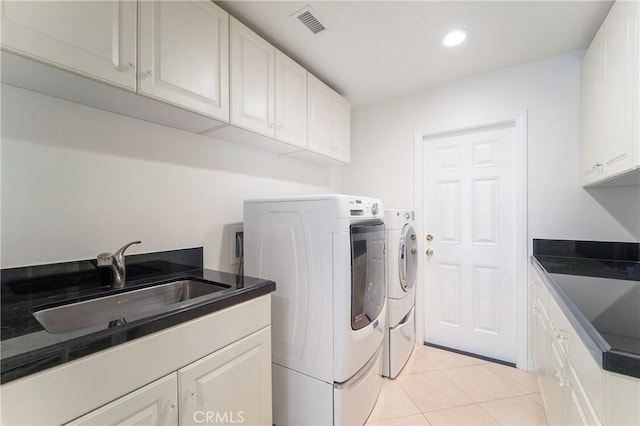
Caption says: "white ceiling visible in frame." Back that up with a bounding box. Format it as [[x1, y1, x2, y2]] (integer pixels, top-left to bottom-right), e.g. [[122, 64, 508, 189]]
[[217, 1, 613, 107]]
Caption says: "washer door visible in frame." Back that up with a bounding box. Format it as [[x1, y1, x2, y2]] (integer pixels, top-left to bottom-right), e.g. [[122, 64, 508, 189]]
[[398, 224, 417, 291]]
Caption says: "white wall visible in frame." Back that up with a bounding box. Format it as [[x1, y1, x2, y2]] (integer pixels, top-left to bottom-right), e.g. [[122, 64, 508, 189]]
[[342, 51, 639, 242], [1, 84, 337, 270]]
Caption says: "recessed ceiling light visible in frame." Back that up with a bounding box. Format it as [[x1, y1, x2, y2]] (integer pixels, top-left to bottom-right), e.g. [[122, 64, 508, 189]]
[[442, 29, 468, 47]]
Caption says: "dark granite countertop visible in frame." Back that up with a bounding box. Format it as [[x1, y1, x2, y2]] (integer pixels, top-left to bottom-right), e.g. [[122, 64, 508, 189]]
[[0, 248, 275, 384], [532, 239, 640, 379]]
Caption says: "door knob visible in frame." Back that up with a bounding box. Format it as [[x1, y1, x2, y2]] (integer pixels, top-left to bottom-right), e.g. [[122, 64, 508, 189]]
[[426, 234, 433, 241], [426, 248, 434, 256]]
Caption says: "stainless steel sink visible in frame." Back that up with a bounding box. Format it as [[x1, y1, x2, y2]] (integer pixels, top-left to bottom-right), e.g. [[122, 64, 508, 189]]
[[32, 279, 230, 334]]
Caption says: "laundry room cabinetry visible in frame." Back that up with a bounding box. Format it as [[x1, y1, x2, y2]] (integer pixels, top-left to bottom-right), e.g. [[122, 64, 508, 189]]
[[137, 0, 229, 121], [215, 17, 307, 150], [1, 0, 229, 131], [0, 0, 137, 91], [303, 73, 351, 164], [1, 0, 351, 166], [581, 0, 640, 186], [67, 327, 271, 426], [65, 374, 179, 426], [529, 266, 640, 425], [529, 267, 602, 425], [1, 296, 272, 426]]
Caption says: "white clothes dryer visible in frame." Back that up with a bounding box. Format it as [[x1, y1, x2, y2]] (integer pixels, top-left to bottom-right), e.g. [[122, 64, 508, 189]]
[[383, 209, 418, 378], [244, 194, 386, 425]]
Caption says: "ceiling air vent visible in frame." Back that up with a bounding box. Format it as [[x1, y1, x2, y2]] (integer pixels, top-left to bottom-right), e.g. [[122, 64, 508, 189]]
[[291, 6, 328, 36]]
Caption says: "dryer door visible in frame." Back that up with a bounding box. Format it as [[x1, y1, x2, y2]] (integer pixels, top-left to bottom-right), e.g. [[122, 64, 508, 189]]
[[399, 224, 418, 291], [350, 220, 385, 331]]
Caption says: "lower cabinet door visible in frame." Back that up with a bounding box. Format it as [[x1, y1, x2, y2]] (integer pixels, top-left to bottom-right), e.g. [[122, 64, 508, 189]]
[[178, 326, 272, 426], [546, 340, 567, 425], [66, 373, 178, 426]]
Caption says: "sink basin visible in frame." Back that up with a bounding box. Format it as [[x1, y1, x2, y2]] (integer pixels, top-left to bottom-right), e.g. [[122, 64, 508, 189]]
[[32, 279, 230, 334]]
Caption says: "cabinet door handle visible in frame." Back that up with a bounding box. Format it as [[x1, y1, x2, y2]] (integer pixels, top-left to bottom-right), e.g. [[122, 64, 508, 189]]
[[165, 401, 176, 411], [531, 304, 539, 313], [553, 328, 568, 343], [552, 369, 567, 386], [140, 70, 152, 79], [184, 389, 195, 399], [115, 62, 134, 73]]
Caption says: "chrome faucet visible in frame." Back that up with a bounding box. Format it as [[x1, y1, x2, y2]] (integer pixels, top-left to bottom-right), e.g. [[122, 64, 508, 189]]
[[97, 241, 142, 289]]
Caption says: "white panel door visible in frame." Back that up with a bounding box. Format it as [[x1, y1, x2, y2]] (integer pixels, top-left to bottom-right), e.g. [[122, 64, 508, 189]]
[[230, 17, 275, 137], [275, 50, 307, 148], [1, 1, 136, 90], [423, 125, 517, 362], [138, 1, 229, 121], [66, 374, 178, 426], [178, 327, 272, 426]]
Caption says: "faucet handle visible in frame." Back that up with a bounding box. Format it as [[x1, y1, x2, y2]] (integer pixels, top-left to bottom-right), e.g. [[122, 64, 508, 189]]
[[97, 252, 114, 266], [114, 241, 142, 261]]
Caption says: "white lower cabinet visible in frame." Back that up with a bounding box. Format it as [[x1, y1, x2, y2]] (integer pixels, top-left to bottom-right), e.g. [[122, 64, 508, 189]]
[[179, 327, 272, 426], [65, 327, 271, 426], [1, 295, 272, 426], [530, 267, 640, 425], [67, 374, 179, 426]]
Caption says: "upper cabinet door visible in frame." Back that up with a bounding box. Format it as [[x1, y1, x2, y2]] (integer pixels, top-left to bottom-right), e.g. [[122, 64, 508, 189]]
[[600, 0, 637, 178], [307, 73, 351, 163], [275, 51, 307, 148], [230, 17, 275, 137], [581, 34, 604, 186], [138, 1, 229, 121], [1, 1, 136, 91], [331, 95, 351, 163], [307, 73, 333, 157], [581, 0, 639, 185]]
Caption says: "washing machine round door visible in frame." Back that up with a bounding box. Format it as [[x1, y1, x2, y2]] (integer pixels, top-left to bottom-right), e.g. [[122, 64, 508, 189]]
[[398, 224, 418, 291]]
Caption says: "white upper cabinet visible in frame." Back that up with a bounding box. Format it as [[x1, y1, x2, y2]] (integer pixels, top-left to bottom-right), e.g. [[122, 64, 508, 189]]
[[138, 1, 229, 121], [275, 51, 307, 148], [581, 0, 639, 185], [307, 73, 351, 163], [230, 17, 275, 137], [1, 1, 347, 166], [331, 94, 351, 163], [229, 18, 307, 149], [0, 1, 137, 91]]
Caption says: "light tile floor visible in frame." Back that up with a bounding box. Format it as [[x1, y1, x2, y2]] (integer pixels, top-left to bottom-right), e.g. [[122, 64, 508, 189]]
[[366, 345, 547, 426]]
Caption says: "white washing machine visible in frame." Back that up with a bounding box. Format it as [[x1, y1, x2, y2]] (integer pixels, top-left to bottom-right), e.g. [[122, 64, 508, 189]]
[[244, 194, 386, 425], [383, 209, 417, 378]]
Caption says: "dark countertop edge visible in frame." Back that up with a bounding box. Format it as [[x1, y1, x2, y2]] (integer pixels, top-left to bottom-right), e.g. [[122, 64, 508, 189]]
[[531, 256, 640, 379], [0, 275, 275, 384]]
